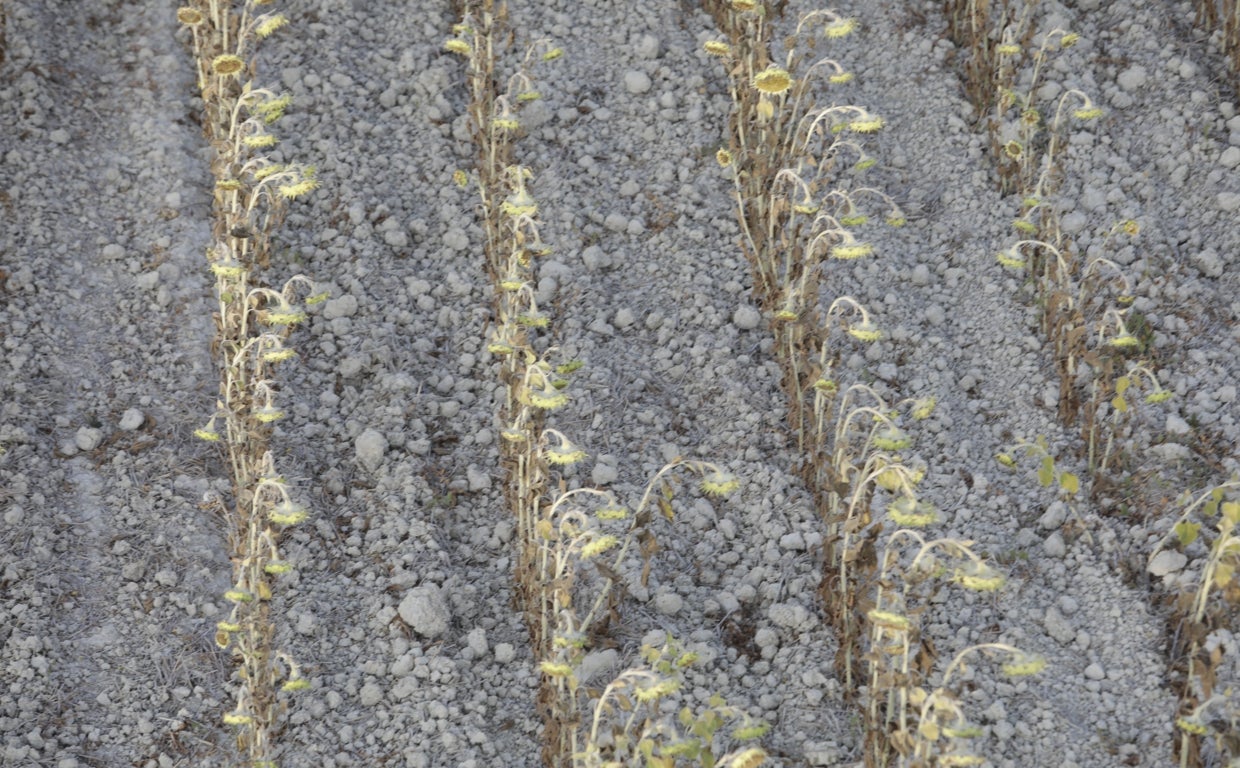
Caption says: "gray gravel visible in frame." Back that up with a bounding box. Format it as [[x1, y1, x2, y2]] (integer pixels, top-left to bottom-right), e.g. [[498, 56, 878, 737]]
[[1, 0, 1238, 767]]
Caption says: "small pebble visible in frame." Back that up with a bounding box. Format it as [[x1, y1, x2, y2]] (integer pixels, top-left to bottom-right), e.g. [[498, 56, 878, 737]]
[[779, 531, 806, 551], [769, 602, 810, 630], [467, 628, 488, 656], [635, 34, 661, 60], [654, 592, 683, 616], [613, 308, 635, 328], [1117, 65, 1147, 91], [466, 465, 491, 492], [75, 427, 104, 451], [733, 305, 762, 330], [591, 461, 618, 486], [323, 293, 360, 319], [355, 428, 389, 471], [1165, 414, 1192, 436], [494, 643, 516, 664], [1147, 550, 1187, 576], [623, 70, 652, 94], [118, 408, 144, 431], [1038, 501, 1067, 530], [754, 627, 779, 649], [1043, 607, 1077, 644], [359, 682, 384, 707]]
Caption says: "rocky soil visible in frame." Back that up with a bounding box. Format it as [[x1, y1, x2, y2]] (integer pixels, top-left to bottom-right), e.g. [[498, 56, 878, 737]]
[[1, 0, 1237, 766]]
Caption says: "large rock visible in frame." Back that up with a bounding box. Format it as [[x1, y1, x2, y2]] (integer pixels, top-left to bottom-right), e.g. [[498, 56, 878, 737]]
[[398, 584, 450, 638]]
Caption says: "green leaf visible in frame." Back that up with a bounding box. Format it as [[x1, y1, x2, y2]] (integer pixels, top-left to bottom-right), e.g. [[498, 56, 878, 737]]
[[1112, 395, 1128, 414], [1214, 561, 1235, 590], [1060, 472, 1080, 495], [1037, 456, 1055, 487], [1175, 520, 1200, 548], [1115, 375, 1131, 396], [1206, 487, 1226, 517], [679, 705, 694, 728], [658, 496, 674, 521], [1223, 502, 1240, 527], [638, 738, 656, 759]]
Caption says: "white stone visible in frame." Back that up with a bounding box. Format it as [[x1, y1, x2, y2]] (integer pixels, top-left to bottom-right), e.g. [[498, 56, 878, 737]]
[[494, 642, 516, 664], [1038, 501, 1068, 530], [359, 682, 384, 706], [355, 428, 389, 471], [1148, 443, 1192, 462], [578, 649, 620, 683], [635, 35, 661, 60], [390, 677, 419, 701], [591, 460, 618, 486], [338, 357, 365, 377], [118, 408, 144, 431], [654, 592, 683, 616], [582, 245, 612, 270], [733, 305, 761, 330], [1147, 550, 1187, 577], [49, 128, 70, 144], [1043, 531, 1067, 558], [443, 228, 470, 251], [1165, 413, 1192, 436], [1217, 192, 1240, 213], [1061, 210, 1088, 235], [466, 465, 491, 491], [74, 427, 103, 451], [1194, 248, 1224, 278], [804, 742, 841, 766], [623, 70, 652, 94], [1117, 65, 1147, 91], [467, 628, 488, 656], [398, 584, 450, 638], [1043, 607, 1076, 644], [295, 612, 316, 635], [391, 653, 414, 676], [753, 627, 779, 648], [324, 293, 359, 319], [613, 308, 635, 328], [1081, 185, 1108, 212], [779, 531, 806, 550], [769, 601, 810, 630], [1221, 146, 1240, 169], [1084, 662, 1106, 680]]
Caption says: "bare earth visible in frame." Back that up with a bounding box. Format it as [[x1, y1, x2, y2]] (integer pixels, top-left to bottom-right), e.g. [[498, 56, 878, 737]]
[[1, 1, 1238, 766]]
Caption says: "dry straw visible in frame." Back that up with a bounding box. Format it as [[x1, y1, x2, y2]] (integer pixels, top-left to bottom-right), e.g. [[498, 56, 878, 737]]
[[178, 2, 318, 763]]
